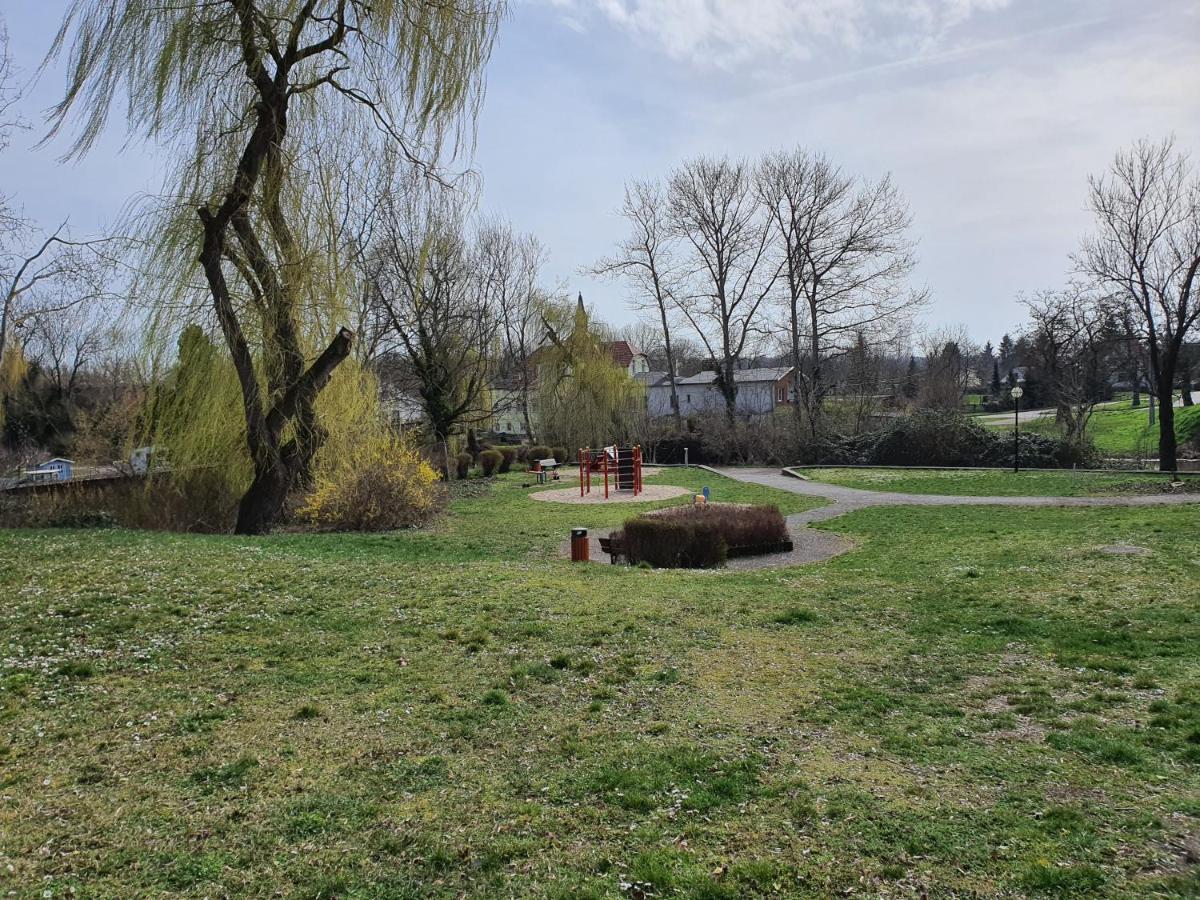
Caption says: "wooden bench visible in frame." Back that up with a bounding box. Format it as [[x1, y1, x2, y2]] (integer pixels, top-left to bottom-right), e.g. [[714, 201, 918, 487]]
[[597, 535, 627, 564]]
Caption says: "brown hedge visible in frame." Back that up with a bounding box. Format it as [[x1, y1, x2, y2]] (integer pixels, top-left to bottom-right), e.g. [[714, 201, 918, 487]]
[[616, 503, 788, 569]]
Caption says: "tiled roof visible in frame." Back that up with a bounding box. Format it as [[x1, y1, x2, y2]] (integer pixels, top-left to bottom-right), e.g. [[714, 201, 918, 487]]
[[603, 340, 641, 367], [675, 367, 792, 385]]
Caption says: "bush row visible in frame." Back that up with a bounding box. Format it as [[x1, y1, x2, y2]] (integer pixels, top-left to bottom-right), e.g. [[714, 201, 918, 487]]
[[816, 410, 1097, 469], [645, 410, 1099, 469]]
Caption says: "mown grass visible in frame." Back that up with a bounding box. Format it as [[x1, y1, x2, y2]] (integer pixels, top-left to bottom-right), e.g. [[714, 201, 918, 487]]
[[985, 401, 1200, 458], [2, 470, 1200, 897], [800, 467, 1198, 496]]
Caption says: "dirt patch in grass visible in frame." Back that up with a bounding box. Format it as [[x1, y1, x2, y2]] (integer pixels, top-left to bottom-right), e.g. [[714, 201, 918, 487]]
[[530, 483, 691, 504]]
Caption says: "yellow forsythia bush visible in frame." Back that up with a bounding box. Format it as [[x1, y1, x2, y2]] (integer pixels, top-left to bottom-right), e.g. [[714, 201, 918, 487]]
[[300, 433, 441, 531]]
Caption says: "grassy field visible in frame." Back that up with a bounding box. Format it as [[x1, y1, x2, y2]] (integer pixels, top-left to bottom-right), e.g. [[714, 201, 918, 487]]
[[985, 401, 1200, 457], [800, 467, 1198, 497], [3, 470, 1200, 897], [1012, 405, 1156, 456]]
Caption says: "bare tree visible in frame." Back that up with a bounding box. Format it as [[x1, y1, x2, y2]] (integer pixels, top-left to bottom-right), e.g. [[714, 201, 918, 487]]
[[307, 143, 395, 366], [480, 219, 548, 443], [593, 179, 683, 429], [918, 325, 975, 409], [1, 23, 123, 405], [1, 223, 122, 401], [47, 1, 503, 532], [757, 148, 924, 442], [0, 16, 26, 211], [843, 330, 880, 433], [1078, 137, 1200, 472], [24, 300, 115, 404], [0, 20, 18, 142], [1023, 289, 1112, 447], [668, 156, 778, 423], [367, 179, 498, 450]]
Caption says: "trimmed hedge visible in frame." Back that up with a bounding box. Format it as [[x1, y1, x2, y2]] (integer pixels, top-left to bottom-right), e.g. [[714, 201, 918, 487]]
[[498, 447, 517, 473], [528, 446, 552, 464], [618, 503, 788, 569], [552, 446, 570, 465], [656, 503, 788, 546], [479, 449, 503, 477], [622, 517, 727, 569], [455, 452, 472, 480]]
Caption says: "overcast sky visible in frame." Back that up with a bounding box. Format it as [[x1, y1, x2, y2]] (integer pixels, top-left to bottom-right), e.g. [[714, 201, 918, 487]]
[[3, 1, 1199, 345]]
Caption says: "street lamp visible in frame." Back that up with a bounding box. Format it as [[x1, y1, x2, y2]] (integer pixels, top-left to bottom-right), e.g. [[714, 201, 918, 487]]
[[1011, 385, 1024, 473]]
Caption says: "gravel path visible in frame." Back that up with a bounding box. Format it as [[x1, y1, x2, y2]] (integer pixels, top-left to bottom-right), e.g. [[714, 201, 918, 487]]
[[714, 467, 1200, 525]]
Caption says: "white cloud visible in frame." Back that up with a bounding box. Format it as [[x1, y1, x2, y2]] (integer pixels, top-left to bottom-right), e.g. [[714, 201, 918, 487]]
[[536, 0, 1013, 68]]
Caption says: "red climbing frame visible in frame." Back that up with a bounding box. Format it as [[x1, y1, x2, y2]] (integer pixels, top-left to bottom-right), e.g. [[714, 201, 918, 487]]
[[578, 445, 642, 498]]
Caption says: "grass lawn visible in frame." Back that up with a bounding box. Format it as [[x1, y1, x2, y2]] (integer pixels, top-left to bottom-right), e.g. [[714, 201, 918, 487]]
[[799, 467, 1197, 497], [3, 469, 1200, 897], [985, 402, 1200, 457]]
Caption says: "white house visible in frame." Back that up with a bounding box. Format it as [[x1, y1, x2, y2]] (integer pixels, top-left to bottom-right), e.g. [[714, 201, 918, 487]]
[[636, 371, 675, 418], [650, 367, 795, 418]]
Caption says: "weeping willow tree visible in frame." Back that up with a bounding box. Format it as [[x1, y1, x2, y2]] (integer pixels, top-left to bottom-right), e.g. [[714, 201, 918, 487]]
[[44, 0, 503, 533], [537, 296, 643, 452]]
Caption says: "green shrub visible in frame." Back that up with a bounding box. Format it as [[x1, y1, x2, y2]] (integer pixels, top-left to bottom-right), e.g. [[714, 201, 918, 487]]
[[528, 446, 552, 465], [819, 410, 1098, 469], [479, 449, 503, 477], [498, 447, 517, 473], [552, 446, 570, 464], [455, 452, 472, 480], [869, 410, 1001, 466]]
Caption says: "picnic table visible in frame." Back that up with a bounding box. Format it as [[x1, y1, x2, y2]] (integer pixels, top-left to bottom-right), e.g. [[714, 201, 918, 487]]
[[530, 458, 560, 484]]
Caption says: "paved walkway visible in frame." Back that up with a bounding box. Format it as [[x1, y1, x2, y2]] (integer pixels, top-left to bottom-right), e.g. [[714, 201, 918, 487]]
[[714, 467, 1200, 526], [974, 395, 1186, 427]]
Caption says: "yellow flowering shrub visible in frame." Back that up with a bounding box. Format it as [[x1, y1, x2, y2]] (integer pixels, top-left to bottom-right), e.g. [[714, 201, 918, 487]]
[[299, 433, 441, 531]]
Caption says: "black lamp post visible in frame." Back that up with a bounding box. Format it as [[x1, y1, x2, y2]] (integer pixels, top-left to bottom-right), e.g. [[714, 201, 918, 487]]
[[1011, 385, 1024, 473]]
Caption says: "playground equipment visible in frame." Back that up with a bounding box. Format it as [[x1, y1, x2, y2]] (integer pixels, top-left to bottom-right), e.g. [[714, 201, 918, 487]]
[[578, 445, 643, 499]]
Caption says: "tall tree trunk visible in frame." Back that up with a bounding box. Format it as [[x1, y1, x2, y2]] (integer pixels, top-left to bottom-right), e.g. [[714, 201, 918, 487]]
[[237, 445, 301, 534], [651, 281, 683, 432], [663, 338, 682, 432], [228, 329, 352, 534], [1157, 373, 1177, 472], [719, 358, 737, 424], [806, 305, 822, 445], [787, 273, 804, 444], [520, 399, 536, 444]]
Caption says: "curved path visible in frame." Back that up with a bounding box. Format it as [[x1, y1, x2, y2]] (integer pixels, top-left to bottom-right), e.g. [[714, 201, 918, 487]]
[[714, 467, 1200, 526]]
